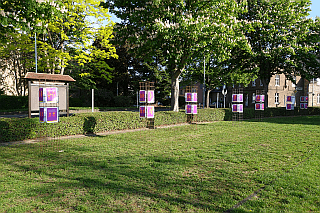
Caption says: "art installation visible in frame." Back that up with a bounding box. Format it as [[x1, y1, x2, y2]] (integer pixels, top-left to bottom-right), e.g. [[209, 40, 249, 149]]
[[286, 103, 294, 110], [232, 104, 243, 113], [146, 106, 154, 118], [39, 87, 59, 103], [147, 90, 155, 103], [185, 93, 197, 103], [255, 103, 265, 111], [139, 90, 146, 103], [232, 94, 243, 102], [185, 104, 197, 114], [287, 96, 292, 102], [300, 103, 308, 109], [255, 95, 265, 103], [300, 96, 308, 103], [139, 106, 146, 118], [39, 107, 59, 123]]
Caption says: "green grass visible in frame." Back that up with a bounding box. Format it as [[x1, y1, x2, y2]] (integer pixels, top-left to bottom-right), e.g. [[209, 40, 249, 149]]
[[0, 116, 320, 212]]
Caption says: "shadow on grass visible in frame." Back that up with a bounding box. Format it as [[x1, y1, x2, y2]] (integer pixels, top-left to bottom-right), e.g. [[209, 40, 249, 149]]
[[243, 115, 320, 126], [0, 143, 247, 212]]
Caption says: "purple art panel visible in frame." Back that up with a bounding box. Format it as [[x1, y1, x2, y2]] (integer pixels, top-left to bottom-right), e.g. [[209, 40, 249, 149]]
[[186, 104, 192, 114], [192, 105, 197, 114], [147, 106, 154, 118], [255, 103, 260, 110], [39, 107, 45, 123], [304, 103, 308, 109], [232, 104, 237, 112], [147, 90, 155, 103], [287, 96, 292, 102], [46, 107, 59, 123], [300, 103, 305, 109], [185, 93, 192, 102], [300, 96, 305, 102], [139, 106, 146, 118], [232, 94, 237, 102], [305, 96, 308, 102], [46, 87, 58, 103], [256, 95, 261, 102], [286, 104, 294, 110], [39, 88, 44, 103], [139, 90, 146, 103]]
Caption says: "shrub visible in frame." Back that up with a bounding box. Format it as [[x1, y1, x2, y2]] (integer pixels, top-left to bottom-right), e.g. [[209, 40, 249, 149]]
[[0, 95, 28, 110]]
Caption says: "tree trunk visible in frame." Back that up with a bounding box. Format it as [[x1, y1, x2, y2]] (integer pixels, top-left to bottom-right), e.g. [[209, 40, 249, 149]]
[[262, 78, 270, 108], [171, 75, 180, 112], [206, 89, 211, 108]]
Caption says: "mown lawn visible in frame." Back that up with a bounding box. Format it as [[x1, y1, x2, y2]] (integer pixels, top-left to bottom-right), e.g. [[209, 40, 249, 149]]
[[0, 116, 319, 212]]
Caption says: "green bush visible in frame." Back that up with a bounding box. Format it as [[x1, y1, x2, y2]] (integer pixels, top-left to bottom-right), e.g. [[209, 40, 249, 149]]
[[1, 107, 319, 143], [0, 108, 225, 142], [114, 95, 133, 107], [0, 95, 28, 110]]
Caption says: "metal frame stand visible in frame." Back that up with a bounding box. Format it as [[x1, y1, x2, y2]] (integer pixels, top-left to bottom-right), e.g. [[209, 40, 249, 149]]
[[185, 86, 198, 124], [139, 81, 155, 129], [232, 87, 243, 122], [255, 90, 265, 121]]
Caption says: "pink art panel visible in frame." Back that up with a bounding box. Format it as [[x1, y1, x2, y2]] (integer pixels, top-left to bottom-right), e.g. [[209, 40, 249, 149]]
[[192, 105, 197, 114], [146, 106, 154, 118], [147, 90, 155, 103], [46, 88, 58, 103], [192, 93, 197, 103]]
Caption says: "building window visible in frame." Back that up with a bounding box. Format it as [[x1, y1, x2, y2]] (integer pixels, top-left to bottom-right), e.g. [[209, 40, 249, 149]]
[[252, 79, 256, 87], [275, 75, 280, 86], [292, 76, 296, 88], [252, 92, 256, 103], [275, 93, 279, 104], [317, 94, 320, 104]]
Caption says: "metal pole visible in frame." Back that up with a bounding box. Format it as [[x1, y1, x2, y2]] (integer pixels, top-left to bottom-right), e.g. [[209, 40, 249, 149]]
[[92, 89, 94, 112], [35, 33, 37, 73], [203, 54, 205, 109], [137, 91, 138, 108]]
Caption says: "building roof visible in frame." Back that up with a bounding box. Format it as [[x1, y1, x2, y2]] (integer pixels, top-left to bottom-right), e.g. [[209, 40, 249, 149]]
[[24, 72, 76, 82]]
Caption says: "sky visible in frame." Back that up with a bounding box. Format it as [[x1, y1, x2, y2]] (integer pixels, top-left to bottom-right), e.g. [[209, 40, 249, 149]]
[[309, 0, 320, 19], [109, 1, 320, 23]]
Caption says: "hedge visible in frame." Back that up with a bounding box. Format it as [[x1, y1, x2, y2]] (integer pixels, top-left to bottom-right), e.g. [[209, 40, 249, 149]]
[[1, 107, 319, 143], [0, 109, 226, 143], [0, 95, 28, 110]]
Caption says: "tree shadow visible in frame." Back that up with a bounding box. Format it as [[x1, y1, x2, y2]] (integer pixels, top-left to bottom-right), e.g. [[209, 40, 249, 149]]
[[243, 115, 320, 126], [83, 116, 97, 135], [0, 142, 248, 212]]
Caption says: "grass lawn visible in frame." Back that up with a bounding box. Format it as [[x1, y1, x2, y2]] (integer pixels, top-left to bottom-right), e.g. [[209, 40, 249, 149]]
[[0, 116, 320, 212]]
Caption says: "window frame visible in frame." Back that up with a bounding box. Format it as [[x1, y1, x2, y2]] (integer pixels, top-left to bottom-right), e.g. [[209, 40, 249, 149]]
[[275, 75, 280, 86], [275, 93, 279, 104]]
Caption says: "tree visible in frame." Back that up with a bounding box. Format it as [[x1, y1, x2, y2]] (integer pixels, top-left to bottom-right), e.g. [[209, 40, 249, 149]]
[[0, 0, 62, 41], [227, 0, 319, 106], [35, 0, 117, 75], [103, 0, 249, 111]]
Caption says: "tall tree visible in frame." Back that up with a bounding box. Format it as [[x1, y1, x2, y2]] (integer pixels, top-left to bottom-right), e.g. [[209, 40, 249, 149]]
[[103, 0, 249, 111], [0, 0, 62, 41], [228, 0, 318, 106]]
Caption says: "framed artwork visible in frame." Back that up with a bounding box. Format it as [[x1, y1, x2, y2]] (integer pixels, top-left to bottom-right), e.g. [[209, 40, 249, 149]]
[[139, 106, 146, 118], [146, 106, 154, 118], [192, 93, 198, 103], [185, 93, 192, 102], [287, 96, 292, 102], [286, 104, 294, 110], [39, 107, 59, 123], [139, 90, 146, 103], [147, 90, 155, 103]]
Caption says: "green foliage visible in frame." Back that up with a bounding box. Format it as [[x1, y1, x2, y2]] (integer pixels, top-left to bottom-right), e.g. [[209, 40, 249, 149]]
[[113, 96, 133, 107], [0, 95, 28, 110]]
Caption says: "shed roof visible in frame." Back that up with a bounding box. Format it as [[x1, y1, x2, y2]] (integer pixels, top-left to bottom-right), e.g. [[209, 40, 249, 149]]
[[24, 72, 76, 82]]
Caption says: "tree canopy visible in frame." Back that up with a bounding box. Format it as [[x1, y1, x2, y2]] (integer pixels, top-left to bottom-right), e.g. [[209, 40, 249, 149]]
[[103, 0, 250, 111]]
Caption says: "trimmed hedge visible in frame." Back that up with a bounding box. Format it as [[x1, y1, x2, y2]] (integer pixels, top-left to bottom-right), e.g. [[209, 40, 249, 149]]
[[0, 109, 226, 142], [0, 95, 28, 110], [1, 107, 319, 143]]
